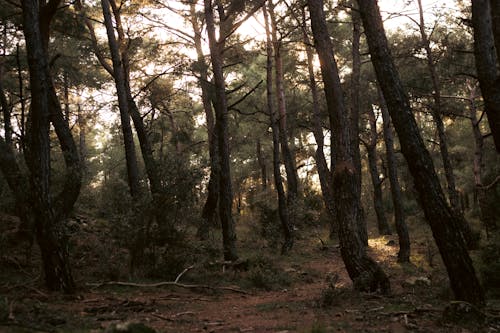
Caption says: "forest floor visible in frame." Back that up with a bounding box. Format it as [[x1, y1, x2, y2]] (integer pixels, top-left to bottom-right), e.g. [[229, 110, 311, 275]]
[[1, 212, 500, 332]]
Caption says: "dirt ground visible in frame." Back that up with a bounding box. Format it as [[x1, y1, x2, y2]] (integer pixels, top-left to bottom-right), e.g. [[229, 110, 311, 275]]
[[1, 213, 499, 333]]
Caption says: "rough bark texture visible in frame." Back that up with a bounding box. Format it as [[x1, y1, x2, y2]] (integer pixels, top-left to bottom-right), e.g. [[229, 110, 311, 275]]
[[20, 0, 81, 293], [264, 3, 293, 254], [416, 0, 473, 249], [204, 0, 238, 261], [300, 6, 336, 234], [358, 0, 484, 305], [308, 0, 390, 293], [472, 0, 500, 152], [269, 0, 299, 213], [378, 91, 410, 263], [350, 5, 368, 246], [190, 1, 219, 239], [365, 106, 391, 235], [101, 0, 141, 198]]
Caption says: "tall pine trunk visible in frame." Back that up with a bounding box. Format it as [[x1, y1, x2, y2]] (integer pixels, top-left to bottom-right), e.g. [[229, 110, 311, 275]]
[[308, 0, 390, 293], [378, 91, 410, 262], [204, 0, 238, 261], [358, 0, 484, 305], [264, 3, 293, 254]]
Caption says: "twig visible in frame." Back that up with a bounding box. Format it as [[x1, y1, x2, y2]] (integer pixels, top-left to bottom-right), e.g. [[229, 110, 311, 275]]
[[174, 265, 195, 283], [86, 281, 250, 295]]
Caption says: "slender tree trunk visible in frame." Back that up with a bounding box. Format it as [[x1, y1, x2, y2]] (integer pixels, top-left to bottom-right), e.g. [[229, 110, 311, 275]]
[[204, 0, 238, 261], [264, 3, 293, 254], [378, 90, 410, 262], [256, 139, 268, 189], [16, 43, 26, 152], [77, 104, 87, 172], [472, 0, 500, 153], [300, 6, 336, 236], [365, 106, 391, 235], [101, 0, 141, 198], [189, 1, 219, 239], [308, 0, 390, 293], [350, 4, 368, 246], [269, 0, 299, 216], [467, 82, 496, 235], [416, 0, 464, 221], [358, 0, 483, 305]]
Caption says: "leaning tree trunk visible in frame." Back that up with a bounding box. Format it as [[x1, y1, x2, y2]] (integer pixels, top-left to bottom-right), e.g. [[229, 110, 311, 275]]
[[378, 90, 410, 262], [190, 1, 219, 239], [350, 4, 368, 246], [204, 0, 238, 261], [308, 0, 390, 293], [101, 0, 141, 198], [358, 0, 484, 305], [264, 3, 293, 254], [472, 0, 500, 153], [365, 106, 391, 235], [300, 6, 336, 236], [269, 0, 300, 216], [416, 0, 476, 249]]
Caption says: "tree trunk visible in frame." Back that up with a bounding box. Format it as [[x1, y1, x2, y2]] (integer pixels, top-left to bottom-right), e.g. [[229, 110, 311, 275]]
[[189, 1, 219, 239], [365, 106, 391, 235], [472, 0, 500, 153], [358, 0, 484, 305], [308, 0, 390, 293], [350, 4, 368, 246], [467, 82, 497, 235], [101, 0, 141, 198], [264, 3, 293, 254], [256, 139, 268, 189], [21, 0, 79, 293], [416, 1, 474, 248], [378, 90, 410, 263], [204, 0, 238, 261], [300, 6, 336, 236], [269, 0, 299, 216]]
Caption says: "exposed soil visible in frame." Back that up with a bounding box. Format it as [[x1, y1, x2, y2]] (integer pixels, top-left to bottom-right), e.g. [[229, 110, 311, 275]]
[[0, 213, 499, 333]]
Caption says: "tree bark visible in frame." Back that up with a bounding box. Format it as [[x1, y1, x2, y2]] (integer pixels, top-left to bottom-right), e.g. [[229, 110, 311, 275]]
[[358, 0, 484, 305], [378, 90, 410, 262], [264, 3, 293, 254], [308, 0, 390, 293], [189, 1, 219, 239], [416, 0, 464, 218], [269, 0, 299, 215], [101, 0, 141, 198], [350, 4, 368, 246], [204, 0, 238, 261], [365, 106, 391, 235], [21, 0, 79, 293], [300, 6, 336, 236], [472, 0, 500, 153], [256, 139, 268, 189]]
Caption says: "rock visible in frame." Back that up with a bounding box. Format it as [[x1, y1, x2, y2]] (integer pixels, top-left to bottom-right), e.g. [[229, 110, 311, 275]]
[[105, 322, 157, 333], [442, 301, 486, 325], [402, 276, 431, 288], [386, 240, 397, 246]]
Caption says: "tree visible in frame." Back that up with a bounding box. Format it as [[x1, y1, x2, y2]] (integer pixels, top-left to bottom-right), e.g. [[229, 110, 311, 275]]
[[378, 89, 410, 262], [263, 2, 293, 254], [308, 0, 390, 293], [0, 0, 82, 292], [358, 0, 484, 305], [472, 0, 500, 153], [362, 104, 391, 236]]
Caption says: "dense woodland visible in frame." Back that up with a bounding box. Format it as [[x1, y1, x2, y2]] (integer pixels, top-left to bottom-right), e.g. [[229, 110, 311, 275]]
[[0, 0, 500, 331]]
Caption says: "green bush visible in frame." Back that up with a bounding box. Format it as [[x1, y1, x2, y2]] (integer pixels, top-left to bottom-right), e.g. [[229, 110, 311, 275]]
[[479, 232, 500, 297]]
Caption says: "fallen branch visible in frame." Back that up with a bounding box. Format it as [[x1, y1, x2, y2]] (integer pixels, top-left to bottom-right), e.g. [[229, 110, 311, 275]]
[[86, 281, 250, 295], [175, 265, 194, 283]]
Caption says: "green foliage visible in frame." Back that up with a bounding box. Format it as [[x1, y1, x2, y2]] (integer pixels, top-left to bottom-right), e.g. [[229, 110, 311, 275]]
[[479, 232, 500, 297], [243, 255, 291, 291]]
